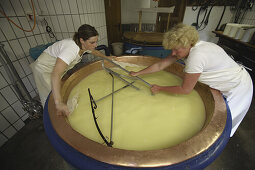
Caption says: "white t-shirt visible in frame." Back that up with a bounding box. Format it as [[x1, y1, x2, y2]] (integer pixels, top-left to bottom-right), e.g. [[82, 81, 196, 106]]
[[184, 41, 253, 137], [184, 41, 242, 94], [44, 39, 80, 65], [185, 41, 238, 73]]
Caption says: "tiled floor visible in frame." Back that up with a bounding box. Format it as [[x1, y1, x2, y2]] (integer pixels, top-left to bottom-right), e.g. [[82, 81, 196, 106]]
[[1, 97, 255, 170]]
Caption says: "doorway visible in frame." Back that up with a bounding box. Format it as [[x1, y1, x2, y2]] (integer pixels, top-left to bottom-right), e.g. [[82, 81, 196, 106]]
[[104, 0, 122, 46]]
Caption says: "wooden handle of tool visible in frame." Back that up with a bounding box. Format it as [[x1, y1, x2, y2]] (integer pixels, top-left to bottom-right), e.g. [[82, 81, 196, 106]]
[[90, 49, 108, 59], [92, 49, 152, 87], [90, 49, 117, 64]]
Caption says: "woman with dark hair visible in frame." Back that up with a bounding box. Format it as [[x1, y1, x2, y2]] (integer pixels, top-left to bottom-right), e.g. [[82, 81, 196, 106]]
[[31, 24, 107, 116]]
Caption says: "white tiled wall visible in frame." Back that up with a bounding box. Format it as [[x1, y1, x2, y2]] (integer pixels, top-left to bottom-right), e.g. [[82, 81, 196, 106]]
[[240, 4, 255, 25], [0, 0, 108, 147], [183, 6, 234, 43]]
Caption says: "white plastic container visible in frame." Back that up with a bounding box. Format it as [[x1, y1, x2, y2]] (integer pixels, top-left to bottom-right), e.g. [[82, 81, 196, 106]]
[[223, 23, 233, 36], [234, 24, 250, 39], [241, 27, 255, 42], [228, 24, 241, 38]]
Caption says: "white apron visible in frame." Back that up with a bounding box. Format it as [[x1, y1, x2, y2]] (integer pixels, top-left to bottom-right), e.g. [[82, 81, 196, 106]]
[[30, 52, 82, 107], [198, 66, 253, 137]]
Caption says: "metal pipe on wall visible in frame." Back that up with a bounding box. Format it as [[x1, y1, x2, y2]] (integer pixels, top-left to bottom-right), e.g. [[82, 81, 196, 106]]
[[0, 43, 42, 118]]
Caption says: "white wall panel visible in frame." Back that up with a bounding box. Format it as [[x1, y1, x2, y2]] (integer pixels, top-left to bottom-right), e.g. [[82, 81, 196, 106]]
[[69, 0, 79, 14], [0, 0, 108, 148], [61, 0, 71, 14], [9, 18, 26, 38], [2, 107, 19, 124]]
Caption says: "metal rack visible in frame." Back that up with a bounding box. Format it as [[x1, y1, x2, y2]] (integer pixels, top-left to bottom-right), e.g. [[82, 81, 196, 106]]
[[0, 43, 42, 118]]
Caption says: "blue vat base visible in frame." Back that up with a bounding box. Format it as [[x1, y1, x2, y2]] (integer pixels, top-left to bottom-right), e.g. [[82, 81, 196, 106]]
[[124, 42, 171, 58], [44, 94, 231, 170]]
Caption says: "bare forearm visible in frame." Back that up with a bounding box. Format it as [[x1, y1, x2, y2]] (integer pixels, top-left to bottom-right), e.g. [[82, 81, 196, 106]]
[[51, 73, 62, 104], [151, 73, 200, 95], [90, 49, 114, 60], [135, 63, 162, 76], [51, 58, 70, 116], [159, 86, 191, 94], [134, 56, 177, 76]]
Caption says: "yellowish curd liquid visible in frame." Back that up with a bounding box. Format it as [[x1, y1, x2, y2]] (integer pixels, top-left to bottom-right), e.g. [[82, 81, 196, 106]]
[[67, 66, 206, 151]]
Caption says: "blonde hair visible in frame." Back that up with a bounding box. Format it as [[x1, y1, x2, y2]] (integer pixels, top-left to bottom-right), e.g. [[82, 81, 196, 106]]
[[162, 23, 199, 49]]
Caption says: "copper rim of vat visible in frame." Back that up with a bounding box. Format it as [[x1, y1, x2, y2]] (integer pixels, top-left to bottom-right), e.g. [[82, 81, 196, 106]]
[[47, 56, 227, 168]]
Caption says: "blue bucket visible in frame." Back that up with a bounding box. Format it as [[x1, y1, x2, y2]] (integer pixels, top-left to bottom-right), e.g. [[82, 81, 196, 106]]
[[29, 42, 56, 60]]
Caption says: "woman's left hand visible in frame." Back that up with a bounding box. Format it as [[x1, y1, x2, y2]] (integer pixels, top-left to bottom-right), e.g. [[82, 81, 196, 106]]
[[151, 85, 162, 94], [129, 71, 139, 77], [109, 55, 117, 60], [55, 102, 70, 116]]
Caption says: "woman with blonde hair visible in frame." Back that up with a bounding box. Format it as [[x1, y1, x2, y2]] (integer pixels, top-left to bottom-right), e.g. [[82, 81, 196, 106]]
[[130, 23, 253, 137]]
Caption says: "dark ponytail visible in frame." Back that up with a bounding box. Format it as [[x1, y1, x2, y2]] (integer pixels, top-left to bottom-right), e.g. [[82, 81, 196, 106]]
[[73, 24, 99, 48], [73, 32, 80, 47]]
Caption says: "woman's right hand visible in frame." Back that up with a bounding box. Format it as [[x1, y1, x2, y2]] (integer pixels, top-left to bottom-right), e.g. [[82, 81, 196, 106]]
[[55, 102, 70, 116], [130, 71, 139, 77], [109, 55, 117, 60]]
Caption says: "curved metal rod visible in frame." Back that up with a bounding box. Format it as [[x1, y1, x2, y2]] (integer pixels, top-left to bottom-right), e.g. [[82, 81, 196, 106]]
[[88, 88, 113, 147], [101, 61, 140, 90], [95, 82, 135, 103], [91, 50, 152, 87]]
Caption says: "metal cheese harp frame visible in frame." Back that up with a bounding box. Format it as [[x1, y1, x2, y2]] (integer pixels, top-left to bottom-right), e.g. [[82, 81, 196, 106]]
[[88, 56, 152, 147]]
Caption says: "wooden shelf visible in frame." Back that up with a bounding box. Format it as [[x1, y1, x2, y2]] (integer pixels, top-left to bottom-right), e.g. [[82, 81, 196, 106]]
[[212, 30, 255, 86], [212, 31, 255, 49]]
